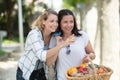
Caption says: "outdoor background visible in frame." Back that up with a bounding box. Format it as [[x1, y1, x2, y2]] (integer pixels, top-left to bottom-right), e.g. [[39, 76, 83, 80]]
[[0, 0, 120, 80]]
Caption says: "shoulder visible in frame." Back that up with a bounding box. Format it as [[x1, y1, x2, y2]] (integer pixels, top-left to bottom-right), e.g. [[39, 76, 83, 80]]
[[78, 30, 89, 47], [29, 27, 42, 36], [52, 31, 61, 37], [78, 30, 88, 37], [27, 27, 43, 40], [29, 27, 41, 34]]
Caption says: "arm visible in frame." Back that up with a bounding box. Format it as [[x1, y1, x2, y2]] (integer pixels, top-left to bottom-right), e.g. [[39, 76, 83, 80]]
[[29, 30, 75, 66], [46, 36, 61, 66], [46, 35, 75, 66], [82, 40, 96, 63], [46, 45, 61, 66], [85, 41, 95, 60]]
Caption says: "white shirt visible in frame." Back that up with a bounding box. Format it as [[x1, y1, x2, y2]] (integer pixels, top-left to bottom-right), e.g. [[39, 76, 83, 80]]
[[49, 31, 89, 80], [18, 27, 47, 80]]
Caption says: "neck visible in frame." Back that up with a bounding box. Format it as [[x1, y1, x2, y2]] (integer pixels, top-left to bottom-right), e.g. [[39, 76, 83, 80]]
[[62, 33, 72, 40], [42, 30, 51, 46], [43, 29, 51, 36]]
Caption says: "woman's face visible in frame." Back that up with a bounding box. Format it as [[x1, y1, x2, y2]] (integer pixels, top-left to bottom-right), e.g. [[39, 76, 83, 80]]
[[60, 15, 74, 34], [43, 14, 58, 33]]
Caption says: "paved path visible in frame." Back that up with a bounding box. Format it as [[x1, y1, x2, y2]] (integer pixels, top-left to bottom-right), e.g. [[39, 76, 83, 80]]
[[0, 51, 55, 80], [0, 51, 21, 80]]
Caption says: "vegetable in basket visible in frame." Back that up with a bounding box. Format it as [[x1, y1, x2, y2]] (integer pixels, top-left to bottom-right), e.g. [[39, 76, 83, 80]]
[[68, 67, 78, 76]]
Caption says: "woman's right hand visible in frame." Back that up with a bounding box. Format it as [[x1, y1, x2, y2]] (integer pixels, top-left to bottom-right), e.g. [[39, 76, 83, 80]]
[[56, 34, 75, 48], [61, 34, 75, 48]]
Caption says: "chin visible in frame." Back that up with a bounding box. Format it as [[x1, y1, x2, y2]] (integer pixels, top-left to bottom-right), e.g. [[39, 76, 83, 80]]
[[51, 30, 56, 32]]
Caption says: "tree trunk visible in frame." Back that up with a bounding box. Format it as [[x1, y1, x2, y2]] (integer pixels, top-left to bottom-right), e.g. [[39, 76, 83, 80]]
[[5, 0, 14, 39], [77, 2, 94, 31], [96, 0, 120, 79]]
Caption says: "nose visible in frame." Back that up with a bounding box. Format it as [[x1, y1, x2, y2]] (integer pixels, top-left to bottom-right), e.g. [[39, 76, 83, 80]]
[[67, 23, 71, 27]]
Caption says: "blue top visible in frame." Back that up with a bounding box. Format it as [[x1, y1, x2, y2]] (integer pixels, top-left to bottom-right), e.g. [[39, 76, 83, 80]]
[[52, 32, 61, 37]]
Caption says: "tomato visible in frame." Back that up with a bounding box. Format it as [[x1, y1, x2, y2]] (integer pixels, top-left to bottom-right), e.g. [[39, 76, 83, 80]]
[[97, 67, 104, 74]]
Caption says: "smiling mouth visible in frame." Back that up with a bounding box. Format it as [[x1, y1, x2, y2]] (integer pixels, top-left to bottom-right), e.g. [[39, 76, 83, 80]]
[[66, 28, 72, 31]]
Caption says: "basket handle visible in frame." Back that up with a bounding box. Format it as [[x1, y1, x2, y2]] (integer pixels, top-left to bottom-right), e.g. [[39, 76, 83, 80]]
[[87, 56, 97, 74]]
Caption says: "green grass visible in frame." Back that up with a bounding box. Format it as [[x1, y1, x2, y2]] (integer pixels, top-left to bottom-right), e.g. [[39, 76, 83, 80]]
[[2, 39, 18, 44], [0, 50, 6, 56], [2, 37, 26, 44]]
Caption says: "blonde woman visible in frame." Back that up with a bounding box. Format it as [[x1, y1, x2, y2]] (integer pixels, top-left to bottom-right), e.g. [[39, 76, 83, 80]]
[[16, 9, 75, 80]]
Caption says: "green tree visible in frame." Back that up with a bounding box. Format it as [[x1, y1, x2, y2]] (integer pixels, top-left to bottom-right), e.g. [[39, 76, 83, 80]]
[[0, 0, 34, 39], [0, 0, 16, 39], [0, 0, 49, 39]]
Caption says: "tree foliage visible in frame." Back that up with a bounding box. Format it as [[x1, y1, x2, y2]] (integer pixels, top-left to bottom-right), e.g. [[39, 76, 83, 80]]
[[63, 0, 96, 10], [0, 0, 48, 39]]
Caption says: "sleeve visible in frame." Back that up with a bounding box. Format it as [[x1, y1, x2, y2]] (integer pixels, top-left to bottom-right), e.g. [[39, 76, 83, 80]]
[[80, 31, 89, 47], [27, 30, 47, 62]]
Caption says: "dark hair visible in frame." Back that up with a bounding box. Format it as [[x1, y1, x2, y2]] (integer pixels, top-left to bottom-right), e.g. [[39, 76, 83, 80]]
[[57, 9, 81, 36]]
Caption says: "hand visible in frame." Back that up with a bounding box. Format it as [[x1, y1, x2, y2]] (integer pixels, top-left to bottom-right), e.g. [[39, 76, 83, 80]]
[[82, 55, 90, 63], [62, 34, 75, 47], [89, 53, 95, 60], [57, 34, 75, 48], [82, 53, 95, 63]]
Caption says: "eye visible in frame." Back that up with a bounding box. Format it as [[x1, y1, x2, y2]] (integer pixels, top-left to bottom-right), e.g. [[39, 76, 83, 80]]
[[70, 20, 74, 23], [63, 21, 67, 23], [50, 20, 54, 22]]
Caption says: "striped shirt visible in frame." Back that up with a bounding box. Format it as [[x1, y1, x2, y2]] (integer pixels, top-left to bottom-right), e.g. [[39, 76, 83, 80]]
[[18, 27, 47, 80]]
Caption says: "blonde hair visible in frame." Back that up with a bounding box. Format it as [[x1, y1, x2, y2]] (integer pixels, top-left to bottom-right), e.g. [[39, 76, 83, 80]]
[[31, 9, 58, 31]]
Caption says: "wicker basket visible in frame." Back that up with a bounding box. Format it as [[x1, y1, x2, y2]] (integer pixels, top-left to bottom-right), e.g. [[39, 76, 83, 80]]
[[66, 66, 113, 80], [66, 58, 113, 80]]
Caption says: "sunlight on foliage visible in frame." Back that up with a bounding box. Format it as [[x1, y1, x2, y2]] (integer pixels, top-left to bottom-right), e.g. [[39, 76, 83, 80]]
[[62, 0, 96, 10], [2, 40, 18, 44]]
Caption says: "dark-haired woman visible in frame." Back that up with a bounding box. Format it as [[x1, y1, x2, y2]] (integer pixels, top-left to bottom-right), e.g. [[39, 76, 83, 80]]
[[49, 9, 96, 80]]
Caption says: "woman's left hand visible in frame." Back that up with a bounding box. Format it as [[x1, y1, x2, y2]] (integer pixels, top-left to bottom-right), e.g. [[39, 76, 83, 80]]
[[82, 55, 90, 63], [89, 53, 95, 60], [82, 53, 95, 63]]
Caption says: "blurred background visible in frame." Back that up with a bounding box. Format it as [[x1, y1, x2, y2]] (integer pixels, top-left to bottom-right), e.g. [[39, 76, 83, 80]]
[[0, 0, 120, 80]]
